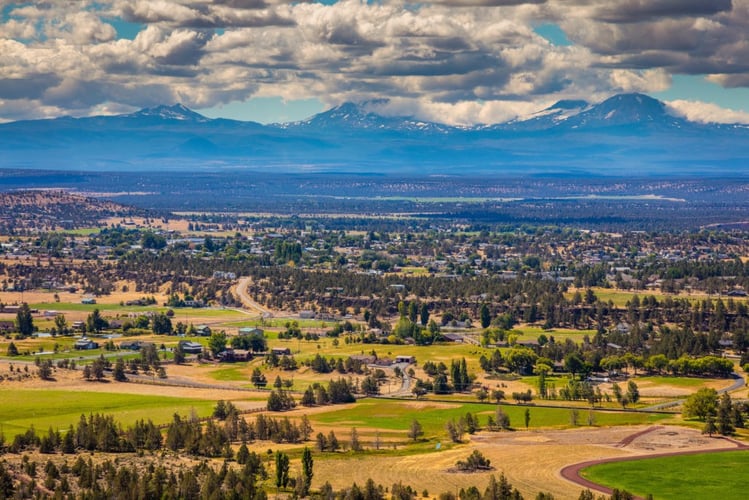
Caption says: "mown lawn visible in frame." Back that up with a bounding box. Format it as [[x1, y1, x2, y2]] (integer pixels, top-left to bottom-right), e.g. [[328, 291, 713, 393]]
[[310, 399, 669, 438], [637, 375, 729, 388], [0, 389, 214, 437], [581, 450, 749, 500], [512, 326, 596, 345]]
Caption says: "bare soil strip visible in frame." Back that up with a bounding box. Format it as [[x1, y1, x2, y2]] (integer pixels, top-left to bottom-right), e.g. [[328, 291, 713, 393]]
[[614, 425, 662, 448]]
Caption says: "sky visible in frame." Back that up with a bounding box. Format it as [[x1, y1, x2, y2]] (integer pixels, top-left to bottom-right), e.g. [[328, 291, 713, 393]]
[[2, 0, 749, 125]]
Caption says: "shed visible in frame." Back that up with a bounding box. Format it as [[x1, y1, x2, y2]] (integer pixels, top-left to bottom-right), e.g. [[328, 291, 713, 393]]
[[395, 355, 416, 364]]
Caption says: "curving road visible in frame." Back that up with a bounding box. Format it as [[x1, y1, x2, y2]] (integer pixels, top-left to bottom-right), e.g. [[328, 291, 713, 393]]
[[644, 371, 746, 411], [234, 276, 274, 318], [560, 426, 749, 499]]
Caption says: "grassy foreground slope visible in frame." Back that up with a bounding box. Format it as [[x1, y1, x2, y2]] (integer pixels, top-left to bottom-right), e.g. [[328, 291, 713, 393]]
[[0, 389, 214, 436]]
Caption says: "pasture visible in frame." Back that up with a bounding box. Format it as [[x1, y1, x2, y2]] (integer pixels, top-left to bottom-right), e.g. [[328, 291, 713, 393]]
[[0, 388, 215, 437], [581, 450, 749, 500]]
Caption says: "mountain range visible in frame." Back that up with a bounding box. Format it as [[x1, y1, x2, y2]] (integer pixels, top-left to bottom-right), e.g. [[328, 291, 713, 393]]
[[1, 93, 747, 175]]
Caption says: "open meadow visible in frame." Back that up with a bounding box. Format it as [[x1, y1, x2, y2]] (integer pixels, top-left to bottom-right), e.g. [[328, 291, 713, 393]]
[[581, 449, 749, 499]]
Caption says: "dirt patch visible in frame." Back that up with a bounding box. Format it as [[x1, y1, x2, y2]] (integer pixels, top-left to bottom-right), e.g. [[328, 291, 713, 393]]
[[0, 361, 266, 407], [313, 425, 745, 499], [560, 426, 748, 498]]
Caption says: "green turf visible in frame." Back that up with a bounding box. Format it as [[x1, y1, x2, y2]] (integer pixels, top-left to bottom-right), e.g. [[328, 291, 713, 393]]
[[637, 376, 727, 388], [0, 388, 215, 437], [581, 450, 749, 500], [310, 399, 668, 438], [208, 363, 250, 382], [512, 326, 596, 345]]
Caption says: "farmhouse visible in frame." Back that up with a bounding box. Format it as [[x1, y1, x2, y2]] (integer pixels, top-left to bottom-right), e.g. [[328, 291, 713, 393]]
[[218, 348, 252, 362], [395, 355, 416, 364], [442, 333, 464, 343], [349, 354, 376, 365], [271, 347, 292, 356], [238, 327, 264, 336], [194, 325, 211, 336], [74, 338, 99, 350], [120, 340, 146, 350], [178, 341, 203, 354]]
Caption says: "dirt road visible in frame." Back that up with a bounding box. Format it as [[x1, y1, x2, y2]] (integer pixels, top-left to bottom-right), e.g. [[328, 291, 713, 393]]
[[233, 276, 274, 317]]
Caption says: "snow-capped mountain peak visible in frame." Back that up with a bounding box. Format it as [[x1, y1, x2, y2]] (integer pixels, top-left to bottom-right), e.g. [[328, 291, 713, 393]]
[[128, 103, 209, 122]]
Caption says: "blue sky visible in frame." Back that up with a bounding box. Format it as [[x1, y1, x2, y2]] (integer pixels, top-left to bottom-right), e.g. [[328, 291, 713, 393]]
[[1, 0, 749, 125]]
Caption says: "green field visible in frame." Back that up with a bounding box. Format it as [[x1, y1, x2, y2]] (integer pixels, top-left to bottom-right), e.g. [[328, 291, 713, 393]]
[[581, 450, 749, 499], [637, 375, 727, 389], [0, 389, 215, 437], [310, 399, 669, 438], [512, 326, 596, 345], [227, 318, 337, 329], [203, 363, 251, 382]]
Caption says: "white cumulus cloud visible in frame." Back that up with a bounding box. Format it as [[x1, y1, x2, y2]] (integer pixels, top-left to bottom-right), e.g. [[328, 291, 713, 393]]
[[666, 100, 749, 125]]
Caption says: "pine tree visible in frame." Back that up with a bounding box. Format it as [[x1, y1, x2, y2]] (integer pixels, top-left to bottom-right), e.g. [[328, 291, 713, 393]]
[[420, 303, 430, 326], [480, 303, 491, 329], [327, 430, 339, 451], [703, 414, 717, 436], [113, 357, 127, 382], [15, 303, 34, 337], [350, 427, 362, 451], [301, 447, 313, 496], [6, 342, 18, 356], [408, 419, 424, 441], [274, 451, 290, 489], [717, 393, 734, 436]]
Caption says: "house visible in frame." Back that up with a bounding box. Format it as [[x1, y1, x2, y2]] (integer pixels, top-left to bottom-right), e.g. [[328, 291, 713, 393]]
[[74, 338, 99, 350], [72, 321, 85, 330], [213, 271, 237, 280], [218, 348, 252, 362], [271, 347, 291, 356], [395, 355, 416, 364], [373, 357, 394, 367], [442, 333, 464, 343], [238, 327, 264, 336], [615, 323, 631, 335], [194, 325, 211, 336], [81, 297, 96, 305], [120, 340, 145, 351], [349, 354, 376, 365], [178, 341, 203, 354]]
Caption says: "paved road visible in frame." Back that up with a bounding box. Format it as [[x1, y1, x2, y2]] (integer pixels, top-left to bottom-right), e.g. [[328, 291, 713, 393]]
[[644, 371, 746, 411], [389, 362, 413, 397]]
